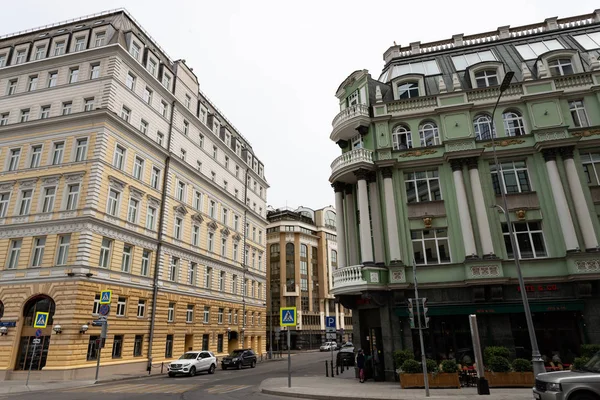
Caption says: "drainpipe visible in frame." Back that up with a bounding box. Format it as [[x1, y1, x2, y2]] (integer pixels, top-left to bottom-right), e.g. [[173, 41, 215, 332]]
[[240, 162, 249, 349], [147, 80, 177, 372]]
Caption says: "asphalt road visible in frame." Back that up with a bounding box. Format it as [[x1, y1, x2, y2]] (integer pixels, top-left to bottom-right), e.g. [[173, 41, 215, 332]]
[[8, 351, 338, 400]]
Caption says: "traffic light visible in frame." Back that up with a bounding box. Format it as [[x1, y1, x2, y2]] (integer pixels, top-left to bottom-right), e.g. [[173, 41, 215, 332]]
[[408, 299, 416, 329], [421, 298, 429, 329]]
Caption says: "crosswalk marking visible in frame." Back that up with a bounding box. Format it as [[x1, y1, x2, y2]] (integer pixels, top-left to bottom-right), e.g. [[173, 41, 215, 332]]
[[62, 383, 198, 394], [206, 384, 251, 394]]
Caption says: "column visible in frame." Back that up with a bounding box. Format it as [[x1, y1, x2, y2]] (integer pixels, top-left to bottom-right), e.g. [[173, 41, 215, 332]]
[[543, 149, 579, 251], [562, 147, 599, 250], [466, 158, 495, 257], [368, 172, 386, 265], [355, 169, 374, 265], [381, 167, 402, 263], [345, 185, 360, 266], [332, 182, 348, 268], [450, 160, 478, 259]]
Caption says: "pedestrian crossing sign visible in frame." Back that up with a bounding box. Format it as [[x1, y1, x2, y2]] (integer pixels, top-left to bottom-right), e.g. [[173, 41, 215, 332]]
[[34, 312, 49, 328], [280, 307, 296, 327], [100, 290, 112, 304]]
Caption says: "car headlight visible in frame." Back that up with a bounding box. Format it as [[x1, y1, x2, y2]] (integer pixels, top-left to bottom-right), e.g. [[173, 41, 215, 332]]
[[232, 358, 239, 362], [547, 383, 561, 392]]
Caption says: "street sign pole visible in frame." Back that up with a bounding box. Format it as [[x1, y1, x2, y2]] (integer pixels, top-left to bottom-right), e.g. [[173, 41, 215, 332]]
[[287, 328, 291, 388], [413, 259, 430, 397], [25, 341, 38, 386], [95, 320, 108, 381]]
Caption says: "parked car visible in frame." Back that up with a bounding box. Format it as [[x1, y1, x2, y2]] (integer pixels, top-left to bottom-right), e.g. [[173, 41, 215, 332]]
[[533, 351, 600, 400], [221, 349, 257, 370], [337, 343, 355, 366], [167, 351, 216, 377], [320, 341, 337, 352]]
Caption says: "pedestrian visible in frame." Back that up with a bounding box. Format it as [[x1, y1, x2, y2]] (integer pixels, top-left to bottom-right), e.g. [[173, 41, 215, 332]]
[[356, 349, 366, 383]]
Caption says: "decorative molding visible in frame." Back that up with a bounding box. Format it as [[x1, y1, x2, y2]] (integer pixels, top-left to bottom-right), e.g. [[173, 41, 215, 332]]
[[354, 168, 370, 181], [191, 213, 204, 223], [42, 175, 61, 186], [535, 131, 568, 142], [344, 185, 353, 195], [108, 175, 127, 191], [465, 157, 479, 170], [377, 149, 392, 160], [516, 210, 526, 220], [0, 180, 16, 191], [450, 159, 463, 171], [542, 148, 558, 162], [18, 178, 38, 189], [369, 271, 379, 283], [12, 216, 29, 224], [470, 265, 500, 278], [285, 233, 294, 242], [381, 166, 394, 179], [572, 128, 600, 138], [221, 227, 230, 236], [147, 195, 160, 208], [173, 205, 188, 216], [560, 146, 575, 160], [575, 260, 600, 273], [207, 221, 218, 231], [130, 187, 145, 200], [390, 268, 405, 283], [397, 149, 437, 157], [64, 172, 86, 183], [366, 172, 377, 183], [483, 139, 525, 148], [445, 140, 476, 153], [233, 233, 242, 242], [423, 216, 433, 228], [60, 211, 77, 219], [331, 181, 346, 193]]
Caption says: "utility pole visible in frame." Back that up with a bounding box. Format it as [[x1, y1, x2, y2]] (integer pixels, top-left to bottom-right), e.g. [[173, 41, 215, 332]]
[[412, 259, 430, 397]]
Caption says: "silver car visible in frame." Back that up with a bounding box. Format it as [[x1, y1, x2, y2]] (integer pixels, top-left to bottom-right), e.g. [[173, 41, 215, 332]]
[[533, 351, 600, 400]]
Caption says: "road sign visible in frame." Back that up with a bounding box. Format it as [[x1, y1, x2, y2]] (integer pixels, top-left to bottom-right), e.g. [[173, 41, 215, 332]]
[[33, 312, 48, 328], [92, 319, 105, 326], [326, 333, 336, 340], [99, 304, 110, 316], [280, 307, 296, 327], [325, 316, 336, 333], [32, 338, 41, 344], [35, 329, 42, 337], [100, 290, 112, 304], [0, 321, 16, 328]]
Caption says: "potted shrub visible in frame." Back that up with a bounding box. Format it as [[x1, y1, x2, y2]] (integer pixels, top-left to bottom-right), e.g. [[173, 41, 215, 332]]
[[394, 350, 414, 382], [486, 356, 534, 387], [399, 359, 459, 388]]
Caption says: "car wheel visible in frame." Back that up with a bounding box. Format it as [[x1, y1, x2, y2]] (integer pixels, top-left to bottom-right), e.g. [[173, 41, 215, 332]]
[[168, 372, 175, 377], [188, 366, 196, 377], [237, 362, 242, 370], [208, 364, 216, 374], [570, 393, 600, 400], [251, 360, 256, 368]]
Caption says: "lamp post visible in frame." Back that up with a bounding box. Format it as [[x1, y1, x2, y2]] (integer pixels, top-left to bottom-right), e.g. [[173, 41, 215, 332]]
[[489, 71, 545, 377]]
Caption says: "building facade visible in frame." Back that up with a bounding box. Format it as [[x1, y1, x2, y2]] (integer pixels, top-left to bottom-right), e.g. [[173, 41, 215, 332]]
[[0, 10, 268, 380], [329, 10, 600, 381], [266, 206, 352, 350]]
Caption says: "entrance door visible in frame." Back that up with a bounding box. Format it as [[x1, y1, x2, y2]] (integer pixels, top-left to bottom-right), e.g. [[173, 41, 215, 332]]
[[185, 334, 194, 352], [368, 328, 385, 381], [16, 336, 50, 370]]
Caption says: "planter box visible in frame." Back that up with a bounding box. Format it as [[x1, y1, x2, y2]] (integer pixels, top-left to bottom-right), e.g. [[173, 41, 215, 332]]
[[487, 371, 534, 388], [400, 373, 460, 388]]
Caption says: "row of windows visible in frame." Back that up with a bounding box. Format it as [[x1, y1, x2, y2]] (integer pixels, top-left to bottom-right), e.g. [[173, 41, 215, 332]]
[[1, 97, 95, 128], [390, 100, 591, 150], [6, 235, 71, 269], [0, 182, 81, 219], [3, 137, 89, 172], [4, 63, 101, 97]]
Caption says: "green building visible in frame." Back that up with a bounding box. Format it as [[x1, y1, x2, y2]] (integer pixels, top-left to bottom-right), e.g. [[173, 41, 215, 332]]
[[329, 10, 600, 380]]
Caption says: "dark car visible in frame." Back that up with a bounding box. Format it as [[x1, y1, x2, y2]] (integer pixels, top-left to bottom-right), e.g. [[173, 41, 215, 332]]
[[221, 349, 257, 370], [336, 342, 355, 366]]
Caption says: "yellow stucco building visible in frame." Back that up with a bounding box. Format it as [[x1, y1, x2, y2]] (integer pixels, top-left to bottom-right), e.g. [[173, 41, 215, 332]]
[[0, 10, 268, 380]]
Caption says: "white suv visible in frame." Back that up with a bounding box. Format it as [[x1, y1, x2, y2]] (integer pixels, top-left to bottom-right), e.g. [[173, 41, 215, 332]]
[[168, 351, 217, 377], [320, 342, 337, 352]]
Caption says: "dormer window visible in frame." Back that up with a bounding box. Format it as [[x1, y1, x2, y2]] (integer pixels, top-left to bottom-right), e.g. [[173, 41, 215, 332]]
[[392, 125, 413, 150], [474, 70, 498, 88], [548, 58, 573, 77], [130, 41, 141, 60], [398, 81, 419, 99]]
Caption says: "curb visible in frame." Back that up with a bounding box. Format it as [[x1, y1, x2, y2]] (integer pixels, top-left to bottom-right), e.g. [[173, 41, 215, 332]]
[[261, 388, 389, 400]]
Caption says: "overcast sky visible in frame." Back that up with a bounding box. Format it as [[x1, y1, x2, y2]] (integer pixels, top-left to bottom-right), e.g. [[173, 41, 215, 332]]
[[2, 0, 598, 209]]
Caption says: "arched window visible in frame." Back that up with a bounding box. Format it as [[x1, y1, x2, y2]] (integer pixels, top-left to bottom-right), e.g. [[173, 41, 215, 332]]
[[270, 243, 280, 257], [300, 244, 308, 258], [474, 69, 498, 88], [398, 81, 419, 99], [325, 210, 336, 227], [473, 115, 495, 141], [285, 243, 295, 292], [419, 122, 440, 147], [548, 58, 574, 77], [23, 295, 55, 327], [331, 250, 338, 265], [392, 125, 413, 150], [502, 110, 526, 137]]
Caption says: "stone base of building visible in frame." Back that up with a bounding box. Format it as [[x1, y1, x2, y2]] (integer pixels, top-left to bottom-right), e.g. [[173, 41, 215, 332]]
[[0, 359, 150, 381]]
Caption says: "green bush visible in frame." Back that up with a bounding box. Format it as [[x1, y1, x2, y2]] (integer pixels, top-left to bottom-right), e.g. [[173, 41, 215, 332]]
[[401, 359, 422, 374], [580, 344, 600, 358], [573, 357, 590, 370], [484, 346, 510, 362], [487, 356, 511, 372], [512, 358, 532, 372], [441, 359, 458, 373], [426, 359, 438, 373], [393, 349, 414, 369]]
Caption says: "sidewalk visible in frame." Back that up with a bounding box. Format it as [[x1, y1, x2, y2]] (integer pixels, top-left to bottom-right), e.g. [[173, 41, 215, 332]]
[[260, 377, 533, 400]]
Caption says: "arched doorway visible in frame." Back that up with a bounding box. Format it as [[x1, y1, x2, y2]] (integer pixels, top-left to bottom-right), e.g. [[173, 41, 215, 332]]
[[15, 295, 55, 371]]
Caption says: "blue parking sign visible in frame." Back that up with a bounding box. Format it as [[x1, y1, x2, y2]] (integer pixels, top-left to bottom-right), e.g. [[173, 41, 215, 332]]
[[326, 316, 336, 328]]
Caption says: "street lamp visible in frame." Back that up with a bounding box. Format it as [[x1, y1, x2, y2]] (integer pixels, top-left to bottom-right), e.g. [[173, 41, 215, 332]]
[[489, 71, 545, 377]]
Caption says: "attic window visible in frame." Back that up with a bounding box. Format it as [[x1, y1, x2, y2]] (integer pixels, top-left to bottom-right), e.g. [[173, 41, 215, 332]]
[[57, 29, 66, 33], [75, 24, 85, 28], [94, 20, 105, 25], [39, 33, 48, 38]]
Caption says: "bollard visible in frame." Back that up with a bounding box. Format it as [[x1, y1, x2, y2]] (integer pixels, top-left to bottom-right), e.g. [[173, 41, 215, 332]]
[[325, 361, 329, 377], [161, 362, 164, 374], [330, 360, 334, 378], [341, 360, 344, 374], [336, 362, 339, 376]]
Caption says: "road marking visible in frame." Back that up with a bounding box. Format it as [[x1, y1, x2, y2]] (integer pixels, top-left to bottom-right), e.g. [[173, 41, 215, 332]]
[[61, 383, 198, 394], [205, 384, 251, 394]]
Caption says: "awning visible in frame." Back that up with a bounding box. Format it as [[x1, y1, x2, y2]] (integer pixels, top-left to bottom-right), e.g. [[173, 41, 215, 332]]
[[394, 300, 584, 317]]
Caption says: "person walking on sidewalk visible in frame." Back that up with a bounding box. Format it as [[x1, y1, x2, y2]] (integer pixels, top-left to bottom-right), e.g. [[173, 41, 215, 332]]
[[356, 349, 366, 383]]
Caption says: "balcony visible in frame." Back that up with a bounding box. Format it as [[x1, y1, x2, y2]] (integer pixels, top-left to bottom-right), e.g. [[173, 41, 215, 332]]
[[331, 265, 367, 295], [330, 104, 371, 143], [330, 148, 374, 183]]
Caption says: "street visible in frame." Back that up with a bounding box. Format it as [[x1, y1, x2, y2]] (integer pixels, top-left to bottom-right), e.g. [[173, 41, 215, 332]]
[[5, 351, 337, 400]]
